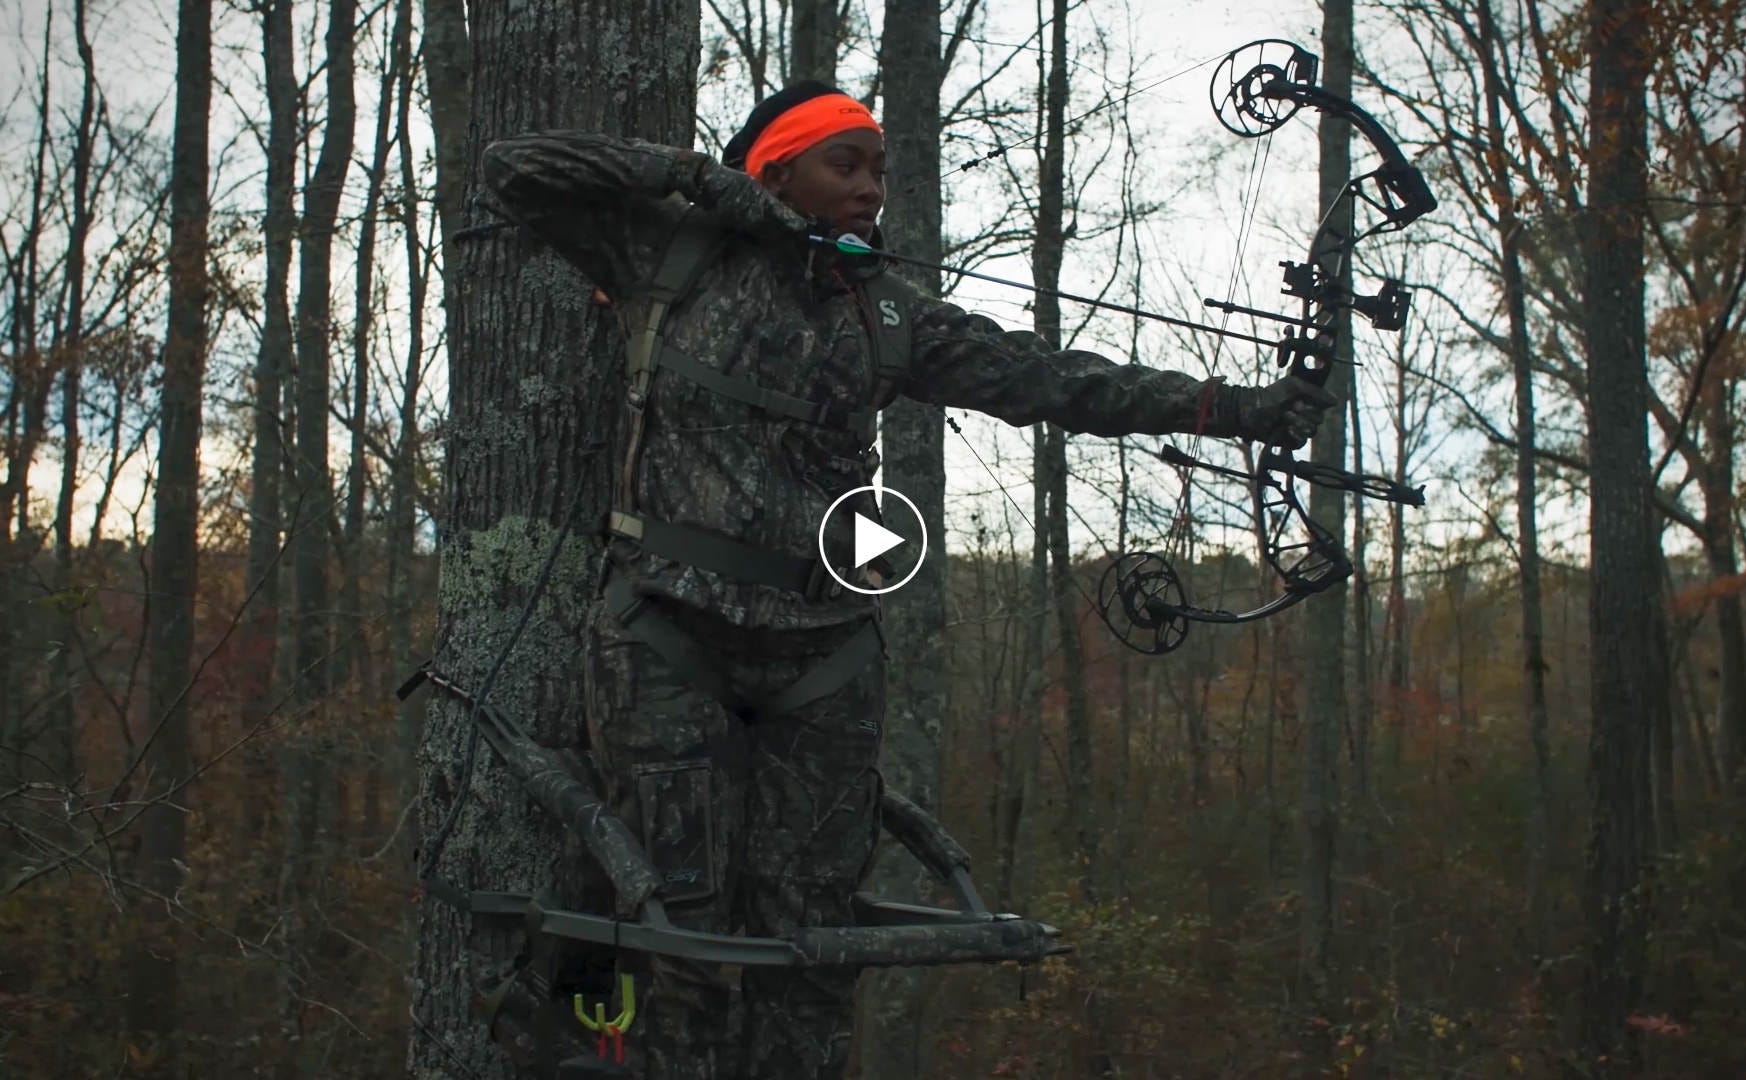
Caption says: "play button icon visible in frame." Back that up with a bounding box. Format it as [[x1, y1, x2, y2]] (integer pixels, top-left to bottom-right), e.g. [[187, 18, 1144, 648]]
[[855, 512, 906, 569], [818, 484, 928, 596]]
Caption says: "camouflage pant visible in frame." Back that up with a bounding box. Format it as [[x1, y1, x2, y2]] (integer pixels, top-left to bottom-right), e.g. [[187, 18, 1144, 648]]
[[582, 598, 885, 1080]]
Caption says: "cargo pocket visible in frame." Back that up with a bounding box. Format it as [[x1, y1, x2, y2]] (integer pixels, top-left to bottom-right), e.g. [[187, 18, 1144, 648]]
[[634, 759, 717, 904]]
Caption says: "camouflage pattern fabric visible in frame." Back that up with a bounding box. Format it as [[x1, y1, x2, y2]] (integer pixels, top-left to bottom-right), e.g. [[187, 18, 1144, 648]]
[[483, 132, 1243, 632], [583, 600, 884, 1080]]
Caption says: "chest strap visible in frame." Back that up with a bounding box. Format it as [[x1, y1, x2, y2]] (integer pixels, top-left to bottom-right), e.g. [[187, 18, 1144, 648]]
[[608, 511, 850, 601], [655, 345, 874, 435]]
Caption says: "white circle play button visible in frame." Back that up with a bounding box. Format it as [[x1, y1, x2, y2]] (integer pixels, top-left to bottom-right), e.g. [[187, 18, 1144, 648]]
[[854, 512, 906, 569], [818, 484, 928, 596]]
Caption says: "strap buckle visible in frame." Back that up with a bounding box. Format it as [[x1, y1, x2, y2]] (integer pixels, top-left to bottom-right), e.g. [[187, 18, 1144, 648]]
[[803, 559, 845, 602]]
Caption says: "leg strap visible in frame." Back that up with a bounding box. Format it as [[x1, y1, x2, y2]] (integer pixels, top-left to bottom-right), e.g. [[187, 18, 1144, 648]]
[[603, 577, 881, 722], [605, 576, 751, 716], [756, 619, 883, 720]]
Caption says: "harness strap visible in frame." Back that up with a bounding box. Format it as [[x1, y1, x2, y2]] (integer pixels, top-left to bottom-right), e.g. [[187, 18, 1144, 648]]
[[859, 272, 914, 412], [656, 344, 874, 434], [605, 575, 751, 716], [604, 575, 881, 722], [756, 620, 884, 719], [607, 511, 845, 600], [617, 212, 726, 515]]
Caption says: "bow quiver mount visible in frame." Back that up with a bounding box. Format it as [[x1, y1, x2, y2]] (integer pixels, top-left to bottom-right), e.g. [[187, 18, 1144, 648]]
[[399, 664, 1067, 1078]]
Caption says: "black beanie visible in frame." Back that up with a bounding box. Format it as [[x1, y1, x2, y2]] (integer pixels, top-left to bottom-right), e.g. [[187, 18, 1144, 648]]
[[722, 81, 848, 171]]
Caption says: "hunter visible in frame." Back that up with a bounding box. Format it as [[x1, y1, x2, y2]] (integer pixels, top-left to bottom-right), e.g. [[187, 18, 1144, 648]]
[[481, 82, 1333, 1080]]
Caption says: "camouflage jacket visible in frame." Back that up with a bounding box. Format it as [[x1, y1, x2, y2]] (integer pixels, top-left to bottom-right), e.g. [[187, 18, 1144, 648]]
[[483, 132, 1234, 630]]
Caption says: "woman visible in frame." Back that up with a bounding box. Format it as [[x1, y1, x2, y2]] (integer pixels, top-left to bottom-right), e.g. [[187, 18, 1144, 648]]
[[482, 82, 1330, 1080]]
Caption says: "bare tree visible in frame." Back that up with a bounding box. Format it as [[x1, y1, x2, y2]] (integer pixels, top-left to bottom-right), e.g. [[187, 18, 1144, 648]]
[[243, 0, 296, 841], [46, 0, 101, 788], [388, 0, 427, 843], [280, 0, 356, 1070], [1580, 0, 1661, 1069], [125, 0, 211, 1070]]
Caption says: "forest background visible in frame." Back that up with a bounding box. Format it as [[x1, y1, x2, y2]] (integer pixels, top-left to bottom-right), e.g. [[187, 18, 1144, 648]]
[[1, 0, 1742, 1076]]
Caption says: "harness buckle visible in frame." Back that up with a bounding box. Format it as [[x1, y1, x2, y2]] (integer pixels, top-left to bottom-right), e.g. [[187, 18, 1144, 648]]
[[804, 559, 845, 601]]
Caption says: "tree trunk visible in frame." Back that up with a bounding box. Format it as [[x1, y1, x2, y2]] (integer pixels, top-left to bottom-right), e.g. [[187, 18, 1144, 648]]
[[1348, 393, 1373, 802], [1476, 0, 1555, 963], [49, 0, 99, 790], [345, 0, 405, 837], [1299, 0, 1353, 1052], [279, 0, 355, 1070], [421, 0, 471, 355], [389, 0, 426, 851], [340, 7, 400, 699], [855, 0, 944, 1074], [1699, 377, 1746, 789], [0, 9, 56, 754], [126, 0, 210, 1070], [242, 0, 296, 851], [408, 2, 700, 1076], [1579, 0, 1660, 1069], [790, 0, 839, 85], [1385, 344, 1409, 773], [1028, 0, 1094, 903]]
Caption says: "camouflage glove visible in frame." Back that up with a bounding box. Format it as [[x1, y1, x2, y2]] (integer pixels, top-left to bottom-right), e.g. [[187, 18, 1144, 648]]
[[692, 158, 810, 238], [1221, 374, 1339, 450]]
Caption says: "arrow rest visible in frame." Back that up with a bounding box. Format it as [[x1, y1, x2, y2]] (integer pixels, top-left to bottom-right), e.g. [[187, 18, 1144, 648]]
[[1096, 552, 1191, 655]]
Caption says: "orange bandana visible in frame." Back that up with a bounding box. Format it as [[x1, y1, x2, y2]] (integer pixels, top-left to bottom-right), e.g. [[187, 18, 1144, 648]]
[[744, 94, 881, 178]]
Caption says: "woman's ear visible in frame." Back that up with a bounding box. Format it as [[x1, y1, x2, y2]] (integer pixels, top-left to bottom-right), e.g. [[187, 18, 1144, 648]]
[[758, 160, 789, 196]]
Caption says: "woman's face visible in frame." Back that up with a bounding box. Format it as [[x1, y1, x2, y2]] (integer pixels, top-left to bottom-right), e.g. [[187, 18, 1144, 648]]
[[759, 128, 886, 241]]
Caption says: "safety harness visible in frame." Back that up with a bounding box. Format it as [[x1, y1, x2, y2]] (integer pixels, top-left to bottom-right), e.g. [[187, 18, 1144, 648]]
[[600, 210, 913, 722]]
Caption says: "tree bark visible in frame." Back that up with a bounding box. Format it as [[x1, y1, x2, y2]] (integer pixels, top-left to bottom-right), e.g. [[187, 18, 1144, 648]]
[[855, 0, 944, 1074], [126, 0, 210, 1069], [408, 2, 700, 1076], [1579, 0, 1660, 1070]]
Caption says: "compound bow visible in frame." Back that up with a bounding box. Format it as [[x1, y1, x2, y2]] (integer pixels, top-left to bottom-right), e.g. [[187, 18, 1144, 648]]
[[1081, 39, 1436, 655]]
